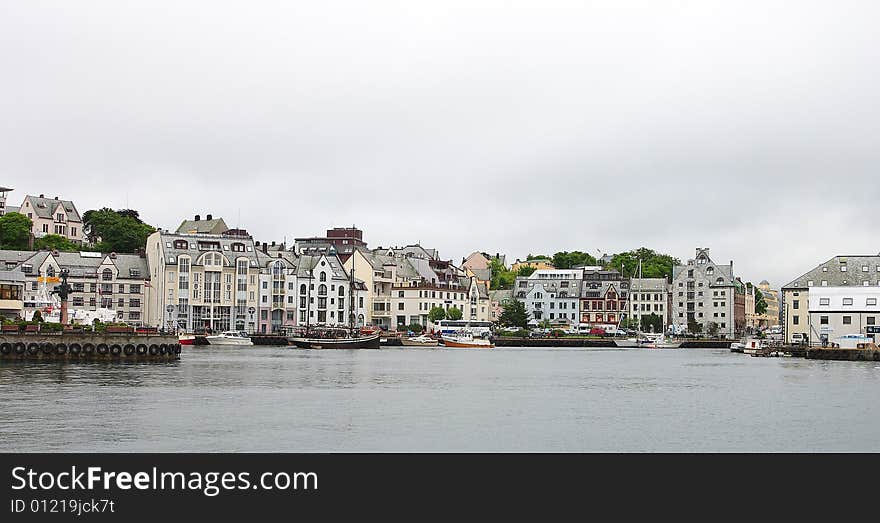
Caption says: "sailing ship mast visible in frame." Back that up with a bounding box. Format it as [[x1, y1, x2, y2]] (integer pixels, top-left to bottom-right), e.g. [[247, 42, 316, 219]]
[[348, 261, 356, 336]]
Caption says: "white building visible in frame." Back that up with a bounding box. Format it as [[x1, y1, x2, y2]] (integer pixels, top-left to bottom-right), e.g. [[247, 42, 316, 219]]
[[144, 229, 262, 332], [629, 277, 670, 332], [808, 286, 880, 345], [514, 269, 583, 326], [0, 249, 149, 325], [670, 248, 736, 338]]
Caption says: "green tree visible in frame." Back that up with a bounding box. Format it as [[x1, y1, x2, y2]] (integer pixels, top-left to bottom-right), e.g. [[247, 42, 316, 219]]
[[640, 313, 663, 334], [687, 319, 703, 335], [428, 306, 446, 323], [552, 251, 598, 269], [498, 297, 530, 329], [407, 323, 425, 334], [490, 257, 518, 290], [34, 234, 79, 252], [516, 266, 536, 277], [32, 310, 43, 323], [446, 307, 463, 321], [526, 254, 550, 261], [706, 321, 719, 337], [754, 288, 768, 315], [0, 212, 33, 250], [607, 248, 681, 279], [83, 208, 156, 253]]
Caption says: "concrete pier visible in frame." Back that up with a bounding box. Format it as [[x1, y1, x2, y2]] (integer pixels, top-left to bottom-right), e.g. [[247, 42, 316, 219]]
[[805, 347, 880, 361], [0, 333, 181, 362]]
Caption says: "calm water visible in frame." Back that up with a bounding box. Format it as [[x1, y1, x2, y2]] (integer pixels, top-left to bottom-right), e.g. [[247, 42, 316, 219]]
[[2, 345, 879, 452]]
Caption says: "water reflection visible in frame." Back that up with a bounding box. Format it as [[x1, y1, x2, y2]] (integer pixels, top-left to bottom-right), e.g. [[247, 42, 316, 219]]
[[2, 345, 880, 452]]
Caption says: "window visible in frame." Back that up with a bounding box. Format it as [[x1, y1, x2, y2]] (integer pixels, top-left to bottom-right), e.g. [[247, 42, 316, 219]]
[[398, 303, 404, 310], [808, 280, 813, 286], [843, 298, 853, 306], [868, 298, 878, 306], [793, 316, 799, 325], [821, 281, 827, 286], [102, 268, 112, 280], [820, 316, 829, 325], [819, 298, 830, 306], [319, 272, 327, 282], [843, 316, 852, 325]]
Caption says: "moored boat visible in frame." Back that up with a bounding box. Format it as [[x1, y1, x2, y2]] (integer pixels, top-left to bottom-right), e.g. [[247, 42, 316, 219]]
[[205, 331, 253, 346], [178, 334, 196, 346], [441, 331, 494, 348], [288, 329, 380, 349], [400, 335, 439, 347]]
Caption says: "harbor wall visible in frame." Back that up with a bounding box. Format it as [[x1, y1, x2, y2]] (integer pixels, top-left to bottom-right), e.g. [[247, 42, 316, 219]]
[[493, 337, 616, 347], [0, 334, 180, 361], [805, 348, 880, 361]]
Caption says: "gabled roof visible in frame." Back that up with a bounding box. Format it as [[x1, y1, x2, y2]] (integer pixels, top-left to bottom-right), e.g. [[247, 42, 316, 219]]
[[0, 249, 148, 279], [175, 217, 229, 234], [783, 255, 880, 289], [23, 195, 81, 222]]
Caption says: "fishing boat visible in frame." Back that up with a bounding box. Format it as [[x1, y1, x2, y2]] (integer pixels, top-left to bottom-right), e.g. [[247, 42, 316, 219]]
[[441, 331, 494, 348], [205, 331, 253, 345], [400, 334, 439, 347], [287, 258, 380, 349]]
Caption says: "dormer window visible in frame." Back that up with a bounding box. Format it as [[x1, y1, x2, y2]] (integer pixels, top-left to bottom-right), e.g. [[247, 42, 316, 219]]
[[174, 240, 188, 249], [706, 267, 714, 275]]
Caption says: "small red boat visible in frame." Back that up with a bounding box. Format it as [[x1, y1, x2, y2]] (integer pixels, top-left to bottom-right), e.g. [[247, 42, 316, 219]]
[[178, 334, 196, 346]]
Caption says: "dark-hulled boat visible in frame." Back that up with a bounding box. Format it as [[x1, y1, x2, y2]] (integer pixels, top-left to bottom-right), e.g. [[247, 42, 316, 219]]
[[288, 329, 381, 349]]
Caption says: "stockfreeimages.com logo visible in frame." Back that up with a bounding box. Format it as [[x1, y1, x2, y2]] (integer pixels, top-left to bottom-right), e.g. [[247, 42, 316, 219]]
[[11, 466, 317, 497]]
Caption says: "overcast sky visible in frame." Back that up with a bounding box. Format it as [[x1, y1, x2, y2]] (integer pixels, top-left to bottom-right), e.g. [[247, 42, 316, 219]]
[[3, 1, 878, 289]]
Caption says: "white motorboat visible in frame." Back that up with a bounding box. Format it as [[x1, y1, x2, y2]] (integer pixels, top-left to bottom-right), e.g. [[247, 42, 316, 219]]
[[205, 331, 253, 345], [441, 331, 494, 348]]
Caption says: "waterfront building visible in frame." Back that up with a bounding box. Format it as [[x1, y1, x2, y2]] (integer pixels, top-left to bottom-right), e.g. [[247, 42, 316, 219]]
[[392, 275, 489, 330], [782, 255, 880, 344], [18, 194, 83, 244], [0, 249, 149, 325], [0, 267, 25, 319], [345, 248, 420, 330], [175, 214, 229, 235], [579, 268, 629, 327], [628, 277, 670, 332], [294, 227, 366, 263], [255, 246, 299, 334], [511, 257, 554, 272], [807, 287, 880, 344], [294, 253, 365, 329], [144, 229, 262, 332], [670, 248, 736, 338], [514, 269, 583, 327]]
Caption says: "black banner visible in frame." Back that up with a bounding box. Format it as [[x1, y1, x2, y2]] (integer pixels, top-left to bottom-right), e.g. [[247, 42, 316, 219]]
[[0, 453, 872, 519]]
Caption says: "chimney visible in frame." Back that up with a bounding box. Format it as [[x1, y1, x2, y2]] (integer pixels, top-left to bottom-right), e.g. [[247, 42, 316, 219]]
[[206, 214, 212, 220], [195, 215, 200, 221], [271, 241, 275, 246], [39, 194, 44, 198], [54, 196, 58, 200], [262, 243, 268, 254], [255, 241, 260, 247]]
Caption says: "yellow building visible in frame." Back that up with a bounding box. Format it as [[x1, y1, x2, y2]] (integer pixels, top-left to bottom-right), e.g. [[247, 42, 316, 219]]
[[511, 258, 554, 272]]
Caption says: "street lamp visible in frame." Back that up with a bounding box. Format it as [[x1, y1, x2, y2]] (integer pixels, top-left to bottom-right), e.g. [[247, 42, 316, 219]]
[[165, 304, 175, 333]]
